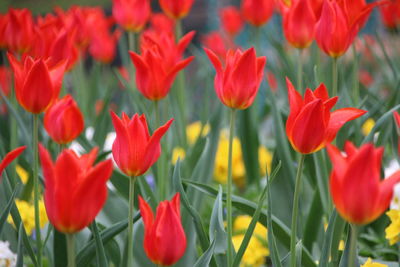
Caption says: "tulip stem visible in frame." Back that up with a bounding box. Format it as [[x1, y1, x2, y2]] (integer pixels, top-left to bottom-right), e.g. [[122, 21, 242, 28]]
[[33, 114, 42, 267], [127, 177, 136, 267], [154, 101, 165, 199], [332, 57, 338, 97], [128, 32, 136, 53], [352, 45, 359, 106], [227, 108, 236, 267], [290, 154, 306, 267], [297, 49, 303, 93], [66, 234, 76, 267], [348, 224, 358, 267]]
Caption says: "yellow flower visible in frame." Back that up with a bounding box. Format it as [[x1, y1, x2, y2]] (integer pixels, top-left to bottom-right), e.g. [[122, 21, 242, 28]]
[[385, 209, 400, 245], [361, 258, 388, 267], [186, 121, 210, 145], [7, 199, 48, 235], [16, 165, 29, 184], [362, 118, 375, 136], [171, 147, 186, 164], [259, 146, 273, 176], [234, 215, 267, 239]]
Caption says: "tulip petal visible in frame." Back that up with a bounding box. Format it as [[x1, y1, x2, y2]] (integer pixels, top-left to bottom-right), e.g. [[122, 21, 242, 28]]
[[204, 48, 223, 76], [0, 146, 26, 178]]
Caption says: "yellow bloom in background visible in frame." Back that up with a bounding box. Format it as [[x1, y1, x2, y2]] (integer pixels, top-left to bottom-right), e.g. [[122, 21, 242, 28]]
[[16, 165, 29, 184], [385, 209, 400, 245], [232, 215, 269, 267], [7, 199, 48, 235], [361, 258, 388, 267], [361, 118, 375, 136], [186, 121, 210, 145], [171, 147, 186, 164], [259, 146, 273, 176]]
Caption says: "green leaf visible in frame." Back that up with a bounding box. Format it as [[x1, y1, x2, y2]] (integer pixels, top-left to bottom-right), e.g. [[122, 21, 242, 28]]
[[16, 223, 24, 267], [193, 238, 216, 267], [90, 221, 108, 267], [318, 210, 338, 267], [0, 184, 18, 235], [296, 240, 303, 267], [209, 186, 227, 254]]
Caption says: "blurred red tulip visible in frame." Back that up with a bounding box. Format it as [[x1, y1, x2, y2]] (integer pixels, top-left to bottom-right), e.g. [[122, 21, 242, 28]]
[[202, 32, 231, 62], [241, 0, 275, 27], [379, 0, 400, 29], [267, 71, 278, 92], [0, 146, 26, 179], [359, 70, 373, 87], [4, 8, 34, 54], [112, 0, 151, 32], [0, 66, 12, 97], [7, 53, 66, 114], [44, 95, 84, 145], [39, 145, 113, 233], [110, 111, 173, 176], [159, 0, 195, 19], [327, 142, 400, 225], [139, 193, 186, 266], [205, 47, 266, 110], [283, 0, 316, 48], [286, 78, 366, 154], [89, 31, 120, 64], [149, 13, 175, 35], [219, 6, 244, 36]]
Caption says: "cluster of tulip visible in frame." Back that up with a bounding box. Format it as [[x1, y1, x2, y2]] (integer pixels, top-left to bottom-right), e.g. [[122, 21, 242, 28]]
[[1, 0, 400, 266]]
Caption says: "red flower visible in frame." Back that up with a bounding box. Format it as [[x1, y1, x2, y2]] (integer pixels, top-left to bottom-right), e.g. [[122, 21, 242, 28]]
[[110, 111, 173, 176], [4, 8, 34, 54], [327, 142, 400, 225], [205, 47, 266, 110], [112, 0, 151, 32], [139, 193, 186, 266], [241, 0, 275, 27], [379, 0, 400, 29], [219, 6, 244, 36], [0, 66, 12, 97], [44, 95, 84, 145], [7, 53, 66, 114], [148, 13, 175, 35], [202, 32, 231, 62], [285, 78, 366, 154], [159, 0, 194, 19], [130, 31, 194, 100], [39, 145, 113, 233], [0, 146, 26, 179], [89, 31, 120, 64], [283, 0, 316, 49]]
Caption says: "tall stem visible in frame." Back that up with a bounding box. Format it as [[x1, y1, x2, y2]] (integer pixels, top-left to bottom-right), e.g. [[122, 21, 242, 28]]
[[33, 114, 42, 267], [154, 101, 165, 199], [332, 57, 338, 97], [352, 45, 359, 106], [127, 177, 136, 267], [297, 49, 303, 93], [128, 32, 136, 53], [227, 109, 236, 267], [348, 225, 358, 267], [67, 234, 76, 267], [290, 154, 306, 267]]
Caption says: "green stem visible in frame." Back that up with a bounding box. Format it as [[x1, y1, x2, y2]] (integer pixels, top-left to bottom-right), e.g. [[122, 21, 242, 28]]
[[290, 154, 306, 267], [227, 109, 236, 267], [33, 114, 42, 267], [352, 45, 359, 106], [127, 177, 136, 267], [348, 225, 358, 267], [154, 101, 165, 199], [332, 57, 338, 97], [128, 32, 136, 52], [66, 234, 76, 267], [297, 49, 303, 93]]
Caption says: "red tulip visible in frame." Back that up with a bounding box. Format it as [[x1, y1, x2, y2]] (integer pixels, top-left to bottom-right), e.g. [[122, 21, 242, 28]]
[[202, 32, 231, 62], [112, 0, 151, 32], [241, 0, 275, 27], [139, 193, 186, 266], [286, 78, 366, 154], [39, 145, 113, 233], [110, 111, 173, 176], [219, 6, 244, 36], [4, 8, 34, 54], [159, 0, 195, 19], [7, 53, 66, 114], [0, 66, 12, 97], [379, 0, 400, 29], [0, 146, 26, 179], [327, 142, 400, 225], [283, 0, 316, 49], [44, 95, 84, 145], [130, 31, 194, 100], [89, 31, 120, 64], [149, 13, 175, 35], [205, 47, 266, 110]]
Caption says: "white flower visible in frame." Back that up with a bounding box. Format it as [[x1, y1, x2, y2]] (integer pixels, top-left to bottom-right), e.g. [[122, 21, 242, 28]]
[[0, 241, 17, 267]]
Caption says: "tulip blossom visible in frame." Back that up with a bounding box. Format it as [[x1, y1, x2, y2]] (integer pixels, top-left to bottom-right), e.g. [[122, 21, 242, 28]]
[[44, 95, 84, 145], [315, 0, 381, 58], [7, 53, 66, 114], [130, 31, 194, 100], [39, 145, 113, 233], [0, 146, 26, 179], [285, 78, 366, 154], [112, 0, 151, 32], [205, 47, 266, 110], [139, 193, 186, 266], [241, 0, 275, 27], [110, 112, 173, 176], [219, 6, 244, 36], [283, 0, 316, 49], [379, 0, 400, 29], [159, 0, 194, 19], [0, 66, 11, 97], [327, 142, 400, 225], [202, 32, 231, 62], [4, 8, 34, 53], [148, 13, 175, 35]]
